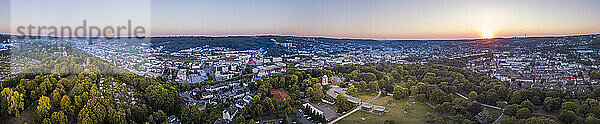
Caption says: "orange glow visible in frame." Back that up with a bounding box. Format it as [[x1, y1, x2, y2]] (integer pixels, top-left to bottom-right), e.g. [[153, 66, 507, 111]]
[[479, 28, 496, 39]]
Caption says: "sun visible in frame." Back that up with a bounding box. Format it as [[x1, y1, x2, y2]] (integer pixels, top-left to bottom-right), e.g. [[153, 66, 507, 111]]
[[479, 28, 496, 39]]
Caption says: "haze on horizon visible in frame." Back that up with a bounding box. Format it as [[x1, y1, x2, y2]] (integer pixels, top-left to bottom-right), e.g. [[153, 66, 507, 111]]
[[1, 0, 599, 40]]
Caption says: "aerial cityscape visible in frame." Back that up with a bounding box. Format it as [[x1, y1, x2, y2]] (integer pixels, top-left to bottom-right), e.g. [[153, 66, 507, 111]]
[[1, 0, 600, 124]]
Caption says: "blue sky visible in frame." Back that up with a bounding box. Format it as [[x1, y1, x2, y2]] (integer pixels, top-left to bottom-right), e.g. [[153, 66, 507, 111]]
[[2, 0, 600, 39]]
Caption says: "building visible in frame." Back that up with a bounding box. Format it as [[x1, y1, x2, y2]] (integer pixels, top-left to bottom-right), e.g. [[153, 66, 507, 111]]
[[322, 75, 329, 85], [373, 105, 386, 115], [302, 103, 339, 121], [361, 104, 373, 111], [347, 96, 362, 104], [222, 105, 238, 121], [330, 76, 345, 86], [176, 69, 187, 81], [322, 96, 336, 104]]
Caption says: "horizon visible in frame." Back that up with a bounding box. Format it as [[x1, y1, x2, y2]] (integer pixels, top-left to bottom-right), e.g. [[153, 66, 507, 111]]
[[3, 33, 599, 41], [1, 0, 600, 40]]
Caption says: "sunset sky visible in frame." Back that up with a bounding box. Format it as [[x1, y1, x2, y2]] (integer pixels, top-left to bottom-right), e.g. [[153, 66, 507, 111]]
[[1, 0, 599, 40]]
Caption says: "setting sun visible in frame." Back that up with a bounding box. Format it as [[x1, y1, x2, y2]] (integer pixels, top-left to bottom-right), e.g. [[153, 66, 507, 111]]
[[479, 28, 496, 39]]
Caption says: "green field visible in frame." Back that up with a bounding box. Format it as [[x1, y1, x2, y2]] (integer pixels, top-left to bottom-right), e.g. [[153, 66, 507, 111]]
[[337, 96, 448, 124], [354, 92, 378, 101]]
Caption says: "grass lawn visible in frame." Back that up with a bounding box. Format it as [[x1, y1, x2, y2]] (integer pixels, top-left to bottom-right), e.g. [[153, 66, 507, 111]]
[[0, 107, 36, 124], [485, 108, 503, 119], [354, 91, 378, 101], [337, 96, 449, 124]]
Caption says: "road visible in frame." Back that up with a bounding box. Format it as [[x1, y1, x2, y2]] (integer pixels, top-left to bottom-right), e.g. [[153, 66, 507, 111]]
[[328, 90, 381, 124]]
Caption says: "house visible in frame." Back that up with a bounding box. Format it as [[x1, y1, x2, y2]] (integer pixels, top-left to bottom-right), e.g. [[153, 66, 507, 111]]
[[222, 105, 238, 121], [176, 69, 187, 81], [322, 96, 336, 104]]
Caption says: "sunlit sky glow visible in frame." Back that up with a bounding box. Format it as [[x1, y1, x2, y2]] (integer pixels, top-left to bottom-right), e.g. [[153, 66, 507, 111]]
[[1, 0, 600, 40]]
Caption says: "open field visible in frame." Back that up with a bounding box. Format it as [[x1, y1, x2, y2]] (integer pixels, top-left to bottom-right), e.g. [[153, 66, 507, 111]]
[[337, 96, 449, 124], [354, 92, 378, 101]]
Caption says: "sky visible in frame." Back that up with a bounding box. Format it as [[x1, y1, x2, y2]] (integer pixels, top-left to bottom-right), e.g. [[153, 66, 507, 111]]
[[1, 0, 600, 40]]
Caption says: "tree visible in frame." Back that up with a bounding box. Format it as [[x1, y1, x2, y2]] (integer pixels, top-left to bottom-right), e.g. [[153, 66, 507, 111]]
[[590, 71, 600, 80], [453, 114, 466, 123], [561, 102, 578, 112], [108, 109, 127, 124], [37, 95, 52, 119], [50, 111, 68, 124], [131, 104, 150, 123], [347, 85, 357, 96], [435, 102, 452, 113], [60, 95, 71, 108], [558, 110, 576, 123], [425, 112, 433, 119], [51, 89, 62, 109], [504, 104, 519, 116], [334, 94, 353, 113], [393, 86, 408, 99], [468, 91, 478, 101], [180, 105, 202, 124], [520, 100, 535, 112], [466, 102, 483, 117], [430, 89, 450, 104], [475, 110, 493, 124], [148, 110, 167, 124], [1, 88, 25, 117], [543, 97, 560, 112], [357, 73, 377, 82], [585, 115, 600, 124], [145, 84, 184, 115], [516, 108, 532, 119], [525, 117, 556, 124], [77, 98, 107, 124]]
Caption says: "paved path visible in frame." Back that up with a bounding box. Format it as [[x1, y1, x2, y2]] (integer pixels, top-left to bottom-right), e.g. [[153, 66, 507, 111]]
[[424, 101, 453, 119], [533, 113, 556, 119], [328, 90, 381, 124], [493, 108, 506, 124], [455, 93, 502, 110], [455, 93, 468, 100], [260, 118, 283, 124]]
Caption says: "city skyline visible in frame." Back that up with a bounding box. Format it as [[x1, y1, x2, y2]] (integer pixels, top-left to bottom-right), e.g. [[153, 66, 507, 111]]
[[0, 0, 599, 40]]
